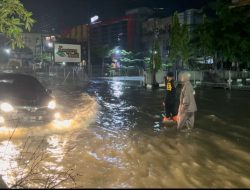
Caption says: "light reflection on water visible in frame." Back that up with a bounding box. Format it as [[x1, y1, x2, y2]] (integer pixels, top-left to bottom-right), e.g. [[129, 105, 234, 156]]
[[0, 141, 19, 185], [0, 79, 250, 188], [111, 81, 124, 98]]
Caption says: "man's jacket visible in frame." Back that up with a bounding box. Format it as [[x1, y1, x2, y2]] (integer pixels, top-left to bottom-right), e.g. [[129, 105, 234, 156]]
[[179, 81, 197, 113], [164, 77, 176, 103]]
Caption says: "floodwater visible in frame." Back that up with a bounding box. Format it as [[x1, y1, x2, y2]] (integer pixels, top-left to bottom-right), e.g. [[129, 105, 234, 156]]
[[0, 77, 250, 188]]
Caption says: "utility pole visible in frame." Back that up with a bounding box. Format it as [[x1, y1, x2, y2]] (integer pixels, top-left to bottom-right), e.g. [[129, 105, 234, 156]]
[[40, 33, 43, 65], [88, 15, 99, 77], [87, 24, 91, 77], [52, 28, 56, 70], [87, 1, 92, 77], [151, 10, 160, 88]]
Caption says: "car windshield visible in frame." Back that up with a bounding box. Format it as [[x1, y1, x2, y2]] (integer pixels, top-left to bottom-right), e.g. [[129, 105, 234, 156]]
[[0, 75, 47, 100]]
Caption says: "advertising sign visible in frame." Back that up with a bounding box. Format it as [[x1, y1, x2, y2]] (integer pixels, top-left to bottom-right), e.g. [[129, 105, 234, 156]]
[[54, 43, 81, 63]]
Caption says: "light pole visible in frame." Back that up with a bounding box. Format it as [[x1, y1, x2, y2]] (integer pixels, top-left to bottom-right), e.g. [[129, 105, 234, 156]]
[[88, 15, 99, 77], [40, 33, 46, 67], [151, 17, 160, 88], [45, 34, 56, 69], [87, 25, 91, 77]]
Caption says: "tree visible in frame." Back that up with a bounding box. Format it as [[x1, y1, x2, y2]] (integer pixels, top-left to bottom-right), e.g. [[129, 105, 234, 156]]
[[0, 0, 35, 48], [180, 24, 190, 68], [169, 12, 181, 68], [149, 36, 162, 87], [169, 11, 190, 69], [34, 52, 51, 63], [192, 15, 214, 65], [193, 0, 250, 70]]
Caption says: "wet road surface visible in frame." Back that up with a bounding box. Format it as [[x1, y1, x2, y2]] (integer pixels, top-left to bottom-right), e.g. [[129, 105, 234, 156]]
[[0, 77, 250, 188]]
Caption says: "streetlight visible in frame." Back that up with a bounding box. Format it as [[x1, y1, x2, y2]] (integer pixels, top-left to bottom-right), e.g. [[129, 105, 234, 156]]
[[88, 15, 99, 76], [45, 33, 56, 68], [47, 42, 53, 48], [4, 48, 11, 54], [115, 50, 120, 54], [91, 15, 99, 24]]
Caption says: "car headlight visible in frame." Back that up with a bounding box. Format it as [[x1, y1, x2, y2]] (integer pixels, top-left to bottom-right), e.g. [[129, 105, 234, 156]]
[[1, 103, 14, 112], [54, 112, 61, 119], [48, 100, 56, 109], [0, 116, 5, 123]]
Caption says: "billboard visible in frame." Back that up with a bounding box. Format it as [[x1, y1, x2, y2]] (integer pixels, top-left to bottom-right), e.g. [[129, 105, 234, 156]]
[[54, 43, 81, 63]]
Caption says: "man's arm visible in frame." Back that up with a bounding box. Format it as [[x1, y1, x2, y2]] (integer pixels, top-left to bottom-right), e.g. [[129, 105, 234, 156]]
[[181, 85, 190, 113]]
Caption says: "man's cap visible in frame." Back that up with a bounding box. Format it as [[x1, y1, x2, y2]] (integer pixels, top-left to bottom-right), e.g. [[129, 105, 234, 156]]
[[167, 71, 174, 77]]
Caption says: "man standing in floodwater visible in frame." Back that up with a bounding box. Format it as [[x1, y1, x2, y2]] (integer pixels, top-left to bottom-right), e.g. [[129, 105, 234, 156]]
[[163, 71, 178, 122], [177, 72, 197, 129]]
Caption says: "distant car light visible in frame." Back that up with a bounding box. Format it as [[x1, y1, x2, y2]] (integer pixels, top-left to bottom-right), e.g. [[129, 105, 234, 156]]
[[1, 103, 14, 112], [48, 100, 56, 109]]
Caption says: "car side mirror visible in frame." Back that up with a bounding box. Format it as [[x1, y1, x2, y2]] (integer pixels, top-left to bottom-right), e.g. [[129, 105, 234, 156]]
[[46, 89, 52, 94]]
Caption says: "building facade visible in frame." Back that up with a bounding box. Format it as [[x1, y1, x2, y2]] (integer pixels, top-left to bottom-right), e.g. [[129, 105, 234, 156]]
[[21, 33, 42, 56], [141, 17, 172, 64], [89, 16, 131, 51], [178, 9, 203, 38], [141, 9, 203, 65], [89, 7, 153, 53], [61, 24, 88, 44]]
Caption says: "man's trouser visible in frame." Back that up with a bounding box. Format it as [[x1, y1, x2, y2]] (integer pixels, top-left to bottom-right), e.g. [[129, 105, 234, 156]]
[[165, 102, 177, 118], [177, 112, 195, 129]]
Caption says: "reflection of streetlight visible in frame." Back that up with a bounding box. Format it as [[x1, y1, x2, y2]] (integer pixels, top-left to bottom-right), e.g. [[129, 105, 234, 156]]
[[4, 49, 11, 54]]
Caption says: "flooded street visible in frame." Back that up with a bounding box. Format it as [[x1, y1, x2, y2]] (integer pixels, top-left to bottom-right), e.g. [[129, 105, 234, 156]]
[[0, 77, 250, 188]]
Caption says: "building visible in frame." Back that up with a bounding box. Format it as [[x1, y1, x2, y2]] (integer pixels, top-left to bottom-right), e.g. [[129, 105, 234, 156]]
[[124, 7, 154, 51], [61, 25, 88, 44], [141, 17, 171, 64], [59, 7, 153, 72], [90, 16, 131, 51], [21, 33, 42, 56], [17, 32, 66, 66], [61, 7, 153, 53], [61, 25, 89, 61], [177, 8, 203, 35], [0, 33, 39, 66], [141, 9, 203, 65], [231, 0, 250, 7], [89, 7, 153, 53]]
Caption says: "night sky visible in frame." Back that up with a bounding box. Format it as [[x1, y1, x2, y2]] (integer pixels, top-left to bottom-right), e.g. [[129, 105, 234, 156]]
[[20, 0, 211, 33]]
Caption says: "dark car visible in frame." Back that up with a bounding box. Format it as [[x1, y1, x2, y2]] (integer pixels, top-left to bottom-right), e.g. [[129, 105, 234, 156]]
[[0, 73, 58, 126]]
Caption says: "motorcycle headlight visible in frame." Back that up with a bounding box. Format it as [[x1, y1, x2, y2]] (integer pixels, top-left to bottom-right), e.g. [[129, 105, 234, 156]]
[[48, 100, 56, 110], [1, 103, 14, 113]]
